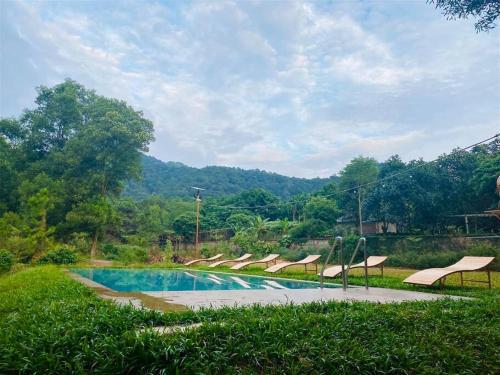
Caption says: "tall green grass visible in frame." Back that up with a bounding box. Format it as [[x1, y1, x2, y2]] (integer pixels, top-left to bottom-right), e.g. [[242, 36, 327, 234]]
[[1, 266, 499, 374]]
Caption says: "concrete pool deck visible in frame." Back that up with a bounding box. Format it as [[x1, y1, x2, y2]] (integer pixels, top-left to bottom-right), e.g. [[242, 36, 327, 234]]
[[142, 286, 461, 310]]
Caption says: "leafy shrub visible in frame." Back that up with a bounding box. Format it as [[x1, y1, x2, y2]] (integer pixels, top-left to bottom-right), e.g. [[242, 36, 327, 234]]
[[200, 246, 212, 258], [163, 239, 174, 260], [102, 243, 159, 264], [2, 236, 37, 263], [66, 232, 90, 254], [0, 249, 14, 273], [116, 245, 148, 264], [289, 219, 328, 243], [253, 241, 278, 255], [37, 247, 77, 265], [233, 231, 279, 256], [100, 243, 120, 260], [283, 248, 309, 262], [278, 235, 292, 248], [232, 230, 256, 252]]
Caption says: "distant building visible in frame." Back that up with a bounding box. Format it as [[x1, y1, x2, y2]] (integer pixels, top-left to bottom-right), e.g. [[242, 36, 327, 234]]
[[363, 221, 397, 234], [336, 216, 397, 234]]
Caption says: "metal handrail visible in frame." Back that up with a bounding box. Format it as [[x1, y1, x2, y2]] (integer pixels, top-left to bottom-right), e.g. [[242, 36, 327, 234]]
[[319, 236, 342, 289], [344, 237, 368, 290]]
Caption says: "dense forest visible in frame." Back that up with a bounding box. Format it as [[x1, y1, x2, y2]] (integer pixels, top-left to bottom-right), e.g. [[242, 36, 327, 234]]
[[124, 155, 334, 199], [0, 80, 499, 265]]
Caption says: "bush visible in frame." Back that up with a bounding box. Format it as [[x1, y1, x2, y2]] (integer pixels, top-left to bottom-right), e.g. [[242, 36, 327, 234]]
[[233, 231, 279, 256], [2, 236, 37, 263], [100, 243, 120, 260], [100, 243, 149, 264], [37, 247, 77, 265], [232, 230, 255, 252], [66, 232, 90, 254], [289, 219, 328, 243], [278, 235, 292, 248], [200, 246, 212, 258], [0, 249, 14, 273], [117, 245, 148, 264]]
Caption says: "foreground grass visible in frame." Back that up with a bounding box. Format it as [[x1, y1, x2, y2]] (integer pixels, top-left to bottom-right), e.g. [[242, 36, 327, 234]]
[[1, 266, 499, 374]]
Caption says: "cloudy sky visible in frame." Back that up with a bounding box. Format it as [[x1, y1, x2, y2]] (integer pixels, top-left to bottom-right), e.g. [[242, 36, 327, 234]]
[[1, 0, 499, 178]]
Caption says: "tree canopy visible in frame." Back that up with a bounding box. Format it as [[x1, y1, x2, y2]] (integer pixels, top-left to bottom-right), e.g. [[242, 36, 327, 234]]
[[0, 80, 154, 258], [429, 0, 500, 31]]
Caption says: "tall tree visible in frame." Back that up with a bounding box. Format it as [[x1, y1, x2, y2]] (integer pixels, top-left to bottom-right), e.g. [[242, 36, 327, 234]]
[[338, 156, 379, 232], [304, 196, 340, 226], [1, 80, 155, 255]]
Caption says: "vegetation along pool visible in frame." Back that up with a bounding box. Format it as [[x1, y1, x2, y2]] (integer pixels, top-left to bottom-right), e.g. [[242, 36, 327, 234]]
[[72, 268, 340, 292]]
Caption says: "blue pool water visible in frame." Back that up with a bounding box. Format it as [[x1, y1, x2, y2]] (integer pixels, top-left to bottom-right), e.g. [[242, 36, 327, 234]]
[[72, 268, 339, 292]]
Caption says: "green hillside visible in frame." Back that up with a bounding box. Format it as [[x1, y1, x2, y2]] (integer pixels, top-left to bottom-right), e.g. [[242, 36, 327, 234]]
[[124, 155, 335, 199]]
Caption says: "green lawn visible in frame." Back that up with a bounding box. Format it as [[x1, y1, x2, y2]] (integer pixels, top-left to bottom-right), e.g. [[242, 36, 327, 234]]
[[1, 266, 499, 374]]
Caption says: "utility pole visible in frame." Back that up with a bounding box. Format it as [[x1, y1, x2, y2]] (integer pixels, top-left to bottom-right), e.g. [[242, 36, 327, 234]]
[[191, 187, 204, 258], [357, 188, 363, 236]]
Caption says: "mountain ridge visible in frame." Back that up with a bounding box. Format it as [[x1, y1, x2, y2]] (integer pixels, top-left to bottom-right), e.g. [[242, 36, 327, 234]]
[[124, 155, 336, 199]]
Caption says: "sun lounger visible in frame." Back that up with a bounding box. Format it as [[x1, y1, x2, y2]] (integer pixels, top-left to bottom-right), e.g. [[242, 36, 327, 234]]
[[403, 256, 495, 289], [209, 253, 253, 268], [264, 255, 321, 273], [319, 256, 388, 278], [230, 254, 280, 270], [184, 253, 223, 266]]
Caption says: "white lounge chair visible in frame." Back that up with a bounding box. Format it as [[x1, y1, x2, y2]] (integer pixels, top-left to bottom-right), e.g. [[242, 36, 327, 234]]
[[319, 256, 388, 278], [403, 256, 495, 289], [264, 255, 321, 273], [231, 254, 280, 270], [184, 253, 223, 266], [209, 253, 253, 268]]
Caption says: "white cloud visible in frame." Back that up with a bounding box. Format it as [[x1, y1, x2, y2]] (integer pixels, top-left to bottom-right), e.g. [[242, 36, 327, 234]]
[[1, 0, 498, 179]]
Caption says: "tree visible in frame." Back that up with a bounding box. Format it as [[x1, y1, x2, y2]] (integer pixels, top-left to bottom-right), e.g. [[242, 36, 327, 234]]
[[65, 197, 119, 258], [276, 218, 291, 235], [172, 213, 197, 242], [428, 0, 500, 32], [229, 188, 281, 219], [304, 196, 340, 226], [25, 189, 55, 254], [365, 156, 415, 232], [289, 219, 328, 242], [251, 216, 270, 239], [471, 153, 500, 209], [1, 80, 155, 254], [62, 94, 154, 198], [289, 192, 310, 221], [226, 212, 255, 231], [0, 119, 24, 213], [338, 156, 379, 233]]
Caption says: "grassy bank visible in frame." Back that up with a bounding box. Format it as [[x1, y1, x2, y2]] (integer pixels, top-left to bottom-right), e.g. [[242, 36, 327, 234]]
[[1, 266, 499, 374]]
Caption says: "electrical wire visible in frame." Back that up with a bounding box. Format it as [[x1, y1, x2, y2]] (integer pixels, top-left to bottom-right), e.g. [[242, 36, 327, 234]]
[[201, 132, 500, 211]]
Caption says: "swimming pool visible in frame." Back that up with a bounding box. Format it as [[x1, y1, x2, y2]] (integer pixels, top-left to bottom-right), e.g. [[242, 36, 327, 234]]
[[72, 268, 339, 292]]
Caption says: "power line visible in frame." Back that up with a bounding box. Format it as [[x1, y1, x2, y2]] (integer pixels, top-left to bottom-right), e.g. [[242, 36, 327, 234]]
[[202, 132, 500, 211]]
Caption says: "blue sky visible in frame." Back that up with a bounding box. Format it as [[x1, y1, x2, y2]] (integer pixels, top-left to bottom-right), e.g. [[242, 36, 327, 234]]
[[1, 0, 499, 178]]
